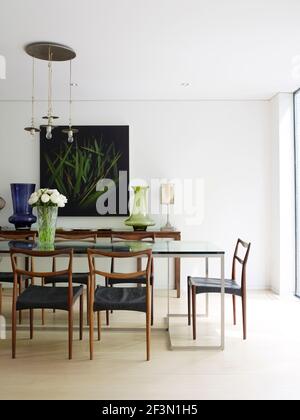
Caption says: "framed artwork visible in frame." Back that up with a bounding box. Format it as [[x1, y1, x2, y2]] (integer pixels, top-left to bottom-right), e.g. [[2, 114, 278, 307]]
[[40, 125, 129, 217]]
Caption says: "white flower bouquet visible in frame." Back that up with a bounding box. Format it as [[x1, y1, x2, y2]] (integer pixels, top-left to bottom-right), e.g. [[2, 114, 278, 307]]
[[28, 189, 67, 249], [28, 189, 67, 208]]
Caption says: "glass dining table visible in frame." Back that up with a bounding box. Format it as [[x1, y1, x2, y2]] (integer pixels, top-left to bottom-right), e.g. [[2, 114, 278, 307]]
[[0, 239, 225, 351]]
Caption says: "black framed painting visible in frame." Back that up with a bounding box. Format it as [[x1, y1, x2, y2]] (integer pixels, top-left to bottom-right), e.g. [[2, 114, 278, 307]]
[[40, 125, 130, 217]]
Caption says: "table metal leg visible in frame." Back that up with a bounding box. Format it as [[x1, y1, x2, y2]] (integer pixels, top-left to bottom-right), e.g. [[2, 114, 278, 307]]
[[167, 254, 225, 351], [167, 257, 170, 331], [221, 254, 225, 350], [205, 257, 209, 317]]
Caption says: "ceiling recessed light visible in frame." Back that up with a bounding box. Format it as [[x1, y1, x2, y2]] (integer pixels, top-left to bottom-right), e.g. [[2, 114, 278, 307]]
[[181, 82, 190, 87]]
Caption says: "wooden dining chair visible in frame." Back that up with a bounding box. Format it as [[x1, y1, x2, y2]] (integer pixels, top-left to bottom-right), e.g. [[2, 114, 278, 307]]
[[87, 248, 153, 361], [188, 239, 251, 340], [107, 232, 155, 326], [10, 248, 83, 359], [0, 233, 36, 323], [43, 232, 97, 325]]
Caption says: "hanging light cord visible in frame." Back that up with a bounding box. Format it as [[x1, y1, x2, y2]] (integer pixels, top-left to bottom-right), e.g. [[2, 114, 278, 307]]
[[31, 57, 35, 127], [69, 60, 73, 127], [48, 49, 53, 120]]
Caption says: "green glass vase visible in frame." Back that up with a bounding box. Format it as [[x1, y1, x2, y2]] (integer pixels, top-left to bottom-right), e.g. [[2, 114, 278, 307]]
[[125, 186, 155, 231], [37, 206, 58, 250]]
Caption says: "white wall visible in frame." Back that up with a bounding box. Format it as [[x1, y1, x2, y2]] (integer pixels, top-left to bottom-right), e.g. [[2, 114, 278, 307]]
[[270, 93, 295, 295], [0, 99, 272, 289]]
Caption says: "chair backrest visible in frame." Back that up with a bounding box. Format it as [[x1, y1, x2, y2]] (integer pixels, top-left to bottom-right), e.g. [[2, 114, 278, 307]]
[[0, 232, 36, 241], [87, 248, 153, 285], [231, 239, 251, 291], [53, 233, 97, 271], [55, 232, 97, 243], [110, 233, 155, 274], [10, 248, 73, 282], [1, 234, 36, 274], [10, 249, 74, 307], [111, 232, 155, 243]]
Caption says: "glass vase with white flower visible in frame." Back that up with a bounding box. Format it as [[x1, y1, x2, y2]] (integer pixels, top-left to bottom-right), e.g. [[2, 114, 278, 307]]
[[28, 189, 67, 249]]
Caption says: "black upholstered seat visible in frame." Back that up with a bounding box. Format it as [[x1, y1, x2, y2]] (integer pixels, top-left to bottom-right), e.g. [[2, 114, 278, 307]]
[[0, 272, 15, 282], [16, 285, 84, 311], [188, 277, 242, 297], [44, 272, 89, 285], [94, 286, 147, 313], [107, 274, 153, 286], [0, 272, 31, 282]]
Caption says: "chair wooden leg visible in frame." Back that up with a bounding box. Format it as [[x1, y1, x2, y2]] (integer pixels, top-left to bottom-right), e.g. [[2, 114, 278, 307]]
[[79, 295, 83, 341], [97, 311, 101, 341], [110, 284, 113, 314], [106, 311, 110, 327], [0, 284, 2, 315], [41, 278, 45, 325], [86, 281, 90, 326], [233, 295, 237, 326], [192, 286, 197, 340], [41, 309, 45, 326], [146, 279, 152, 361], [187, 278, 191, 326], [89, 308, 94, 361], [18, 282, 22, 325], [52, 282, 56, 313], [30, 309, 34, 340], [12, 306, 17, 359], [151, 285, 154, 326], [104, 278, 110, 326], [146, 310, 151, 362], [68, 308, 73, 360], [242, 294, 247, 340]]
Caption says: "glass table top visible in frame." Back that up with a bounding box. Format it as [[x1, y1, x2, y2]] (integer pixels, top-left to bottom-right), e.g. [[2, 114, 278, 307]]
[[0, 239, 224, 255]]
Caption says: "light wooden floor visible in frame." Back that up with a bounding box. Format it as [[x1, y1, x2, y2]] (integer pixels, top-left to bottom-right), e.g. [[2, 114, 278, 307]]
[[0, 289, 300, 400]]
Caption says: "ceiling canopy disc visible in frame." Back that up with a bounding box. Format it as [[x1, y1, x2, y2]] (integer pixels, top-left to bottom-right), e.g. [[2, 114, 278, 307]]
[[25, 42, 76, 62]]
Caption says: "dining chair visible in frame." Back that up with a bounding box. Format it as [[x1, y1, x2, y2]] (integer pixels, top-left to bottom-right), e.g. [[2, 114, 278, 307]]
[[107, 232, 155, 326], [187, 239, 251, 340], [0, 233, 36, 322], [43, 232, 97, 325], [87, 248, 153, 361], [10, 248, 83, 359]]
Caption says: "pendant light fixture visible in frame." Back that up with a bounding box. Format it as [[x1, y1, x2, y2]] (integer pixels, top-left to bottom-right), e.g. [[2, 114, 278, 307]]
[[62, 60, 78, 143], [24, 42, 76, 141], [42, 48, 59, 140], [24, 57, 40, 136]]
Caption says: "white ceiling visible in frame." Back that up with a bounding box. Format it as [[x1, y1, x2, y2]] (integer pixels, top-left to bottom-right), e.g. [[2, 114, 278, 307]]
[[1, 0, 300, 101]]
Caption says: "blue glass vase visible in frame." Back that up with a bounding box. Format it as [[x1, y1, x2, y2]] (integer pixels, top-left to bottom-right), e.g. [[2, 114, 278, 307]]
[[8, 183, 37, 230]]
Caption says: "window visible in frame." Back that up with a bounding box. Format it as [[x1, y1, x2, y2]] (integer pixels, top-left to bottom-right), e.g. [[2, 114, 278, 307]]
[[294, 89, 300, 296]]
